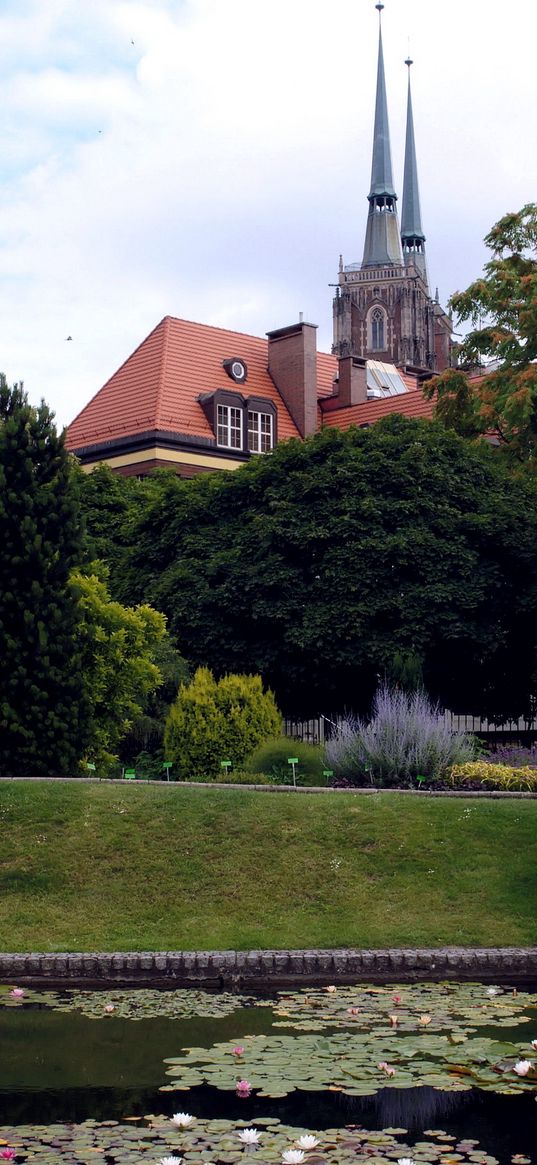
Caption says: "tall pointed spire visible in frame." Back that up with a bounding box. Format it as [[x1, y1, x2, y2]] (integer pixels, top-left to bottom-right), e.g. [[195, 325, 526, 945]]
[[401, 57, 428, 286], [361, 3, 403, 268]]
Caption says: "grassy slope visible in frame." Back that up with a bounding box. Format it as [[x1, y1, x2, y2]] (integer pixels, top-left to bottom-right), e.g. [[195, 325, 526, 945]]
[[0, 781, 535, 952]]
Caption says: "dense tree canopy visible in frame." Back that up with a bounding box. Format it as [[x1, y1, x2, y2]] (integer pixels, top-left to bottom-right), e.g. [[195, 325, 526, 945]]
[[426, 204, 537, 461], [99, 418, 537, 720], [78, 463, 154, 590], [0, 379, 87, 775]]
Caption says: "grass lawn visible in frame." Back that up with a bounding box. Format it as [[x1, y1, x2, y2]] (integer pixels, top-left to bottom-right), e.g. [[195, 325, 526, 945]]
[[0, 781, 535, 952]]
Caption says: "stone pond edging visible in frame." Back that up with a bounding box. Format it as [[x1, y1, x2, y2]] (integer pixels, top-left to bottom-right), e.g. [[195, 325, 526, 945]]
[[1, 777, 537, 796], [1, 947, 536, 989]]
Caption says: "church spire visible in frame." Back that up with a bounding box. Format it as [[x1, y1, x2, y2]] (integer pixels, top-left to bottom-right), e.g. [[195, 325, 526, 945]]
[[401, 57, 428, 286], [361, 3, 403, 268]]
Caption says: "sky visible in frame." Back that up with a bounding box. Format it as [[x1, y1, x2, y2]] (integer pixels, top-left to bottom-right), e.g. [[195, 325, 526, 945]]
[[0, 0, 535, 430]]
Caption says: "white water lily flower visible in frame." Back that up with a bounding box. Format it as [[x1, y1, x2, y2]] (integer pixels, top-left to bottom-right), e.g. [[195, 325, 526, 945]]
[[158, 1157, 182, 1165], [282, 1152, 306, 1164], [296, 1136, 319, 1150], [238, 1128, 261, 1145], [513, 1060, 533, 1076], [486, 987, 499, 996], [530, 1039, 537, 1051], [171, 1113, 194, 1128], [397, 1158, 416, 1165]]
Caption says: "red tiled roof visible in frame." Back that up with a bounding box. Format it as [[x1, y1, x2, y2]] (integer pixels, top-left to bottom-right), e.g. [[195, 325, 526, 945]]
[[66, 313, 434, 453], [67, 316, 312, 450], [317, 350, 337, 396], [321, 385, 435, 430]]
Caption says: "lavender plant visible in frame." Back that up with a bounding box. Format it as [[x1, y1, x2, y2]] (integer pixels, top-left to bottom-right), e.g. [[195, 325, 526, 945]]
[[483, 742, 537, 768], [325, 685, 476, 787]]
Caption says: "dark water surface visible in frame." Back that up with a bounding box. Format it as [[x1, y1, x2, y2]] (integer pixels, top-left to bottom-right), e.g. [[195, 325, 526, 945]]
[[1, 1002, 536, 1162]]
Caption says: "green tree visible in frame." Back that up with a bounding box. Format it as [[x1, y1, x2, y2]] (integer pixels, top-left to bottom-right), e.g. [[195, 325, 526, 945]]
[[70, 568, 166, 770], [425, 203, 537, 460], [164, 667, 281, 779], [122, 418, 537, 720], [0, 379, 87, 776], [118, 633, 190, 764]]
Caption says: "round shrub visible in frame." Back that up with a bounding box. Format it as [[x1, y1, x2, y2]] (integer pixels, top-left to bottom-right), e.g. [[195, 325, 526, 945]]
[[245, 737, 326, 785], [164, 667, 281, 780]]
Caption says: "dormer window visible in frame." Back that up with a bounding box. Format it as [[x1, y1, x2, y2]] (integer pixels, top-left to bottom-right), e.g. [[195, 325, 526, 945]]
[[199, 389, 277, 455], [217, 403, 243, 449], [248, 409, 274, 453], [223, 357, 248, 384]]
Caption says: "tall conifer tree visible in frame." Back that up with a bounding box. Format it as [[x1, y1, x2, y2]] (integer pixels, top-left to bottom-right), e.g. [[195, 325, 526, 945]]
[[0, 377, 86, 775]]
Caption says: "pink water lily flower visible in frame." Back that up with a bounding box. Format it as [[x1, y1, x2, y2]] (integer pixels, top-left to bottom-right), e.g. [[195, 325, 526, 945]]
[[104, 1004, 115, 1013], [9, 988, 24, 999], [392, 994, 402, 1004], [513, 1060, 533, 1076], [0, 1151, 16, 1160], [378, 1061, 396, 1076], [236, 1079, 251, 1097], [233, 1046, 245, 1056]]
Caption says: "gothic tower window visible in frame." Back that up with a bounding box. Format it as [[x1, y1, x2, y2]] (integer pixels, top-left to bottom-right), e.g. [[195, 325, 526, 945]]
[[369, 306, 387, 351]]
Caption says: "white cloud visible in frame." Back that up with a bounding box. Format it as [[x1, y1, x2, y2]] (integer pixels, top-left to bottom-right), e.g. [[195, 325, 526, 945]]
[[0, 0, 535, 427]]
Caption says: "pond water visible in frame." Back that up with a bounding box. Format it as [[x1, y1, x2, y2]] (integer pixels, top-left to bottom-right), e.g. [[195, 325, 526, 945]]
[[0, 981, 536, 1165]]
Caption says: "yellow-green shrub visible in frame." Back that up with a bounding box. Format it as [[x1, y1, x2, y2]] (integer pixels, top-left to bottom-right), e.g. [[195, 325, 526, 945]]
[[164, 667, 281, 780], [449, 761, 537, 791]]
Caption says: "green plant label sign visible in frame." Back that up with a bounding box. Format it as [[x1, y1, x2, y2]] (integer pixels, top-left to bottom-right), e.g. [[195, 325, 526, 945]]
[[220, 760, 232, 769], [287, 758, 299, 765], [162, 762, 173, 770], [124, 769, 136, 780], [86, 763, 96, 772]]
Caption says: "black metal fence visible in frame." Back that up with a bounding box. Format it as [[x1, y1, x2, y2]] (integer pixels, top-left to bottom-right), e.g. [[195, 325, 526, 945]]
[[284, 712, 537, 746]]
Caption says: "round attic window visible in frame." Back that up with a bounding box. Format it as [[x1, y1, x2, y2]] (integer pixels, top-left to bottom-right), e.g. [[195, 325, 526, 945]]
[[223, 357, 248, 384]]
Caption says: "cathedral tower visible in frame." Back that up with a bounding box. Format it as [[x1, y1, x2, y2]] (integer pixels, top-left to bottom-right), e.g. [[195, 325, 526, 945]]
[[333, 3, 451, 373]]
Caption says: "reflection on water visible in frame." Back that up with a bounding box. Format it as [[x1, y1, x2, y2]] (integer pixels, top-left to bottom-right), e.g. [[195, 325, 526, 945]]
[[1, 1082, 536, 1162], [0, 1005, 275, 1090]]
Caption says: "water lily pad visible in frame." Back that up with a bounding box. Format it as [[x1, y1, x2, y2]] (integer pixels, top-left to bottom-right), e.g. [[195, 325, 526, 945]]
[[0, 984, 266, 1021], [272, 983, 536, 1038], [163, 1021, 537, 1099], [0, 1116, 504, 1165]]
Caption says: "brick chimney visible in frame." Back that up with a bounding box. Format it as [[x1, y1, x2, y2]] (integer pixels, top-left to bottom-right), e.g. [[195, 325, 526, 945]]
[[337, 356, 368, 406], [267, 321, 318, 438]]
